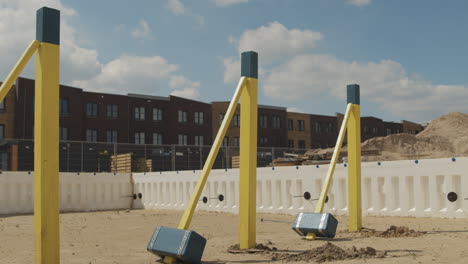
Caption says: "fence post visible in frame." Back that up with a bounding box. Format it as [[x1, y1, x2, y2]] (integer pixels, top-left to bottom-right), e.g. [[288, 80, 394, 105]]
[[171, 145, 176, 171], [239, 51, 258, 249], [347, 84, 362, 232], [34, 7, 60, 264]]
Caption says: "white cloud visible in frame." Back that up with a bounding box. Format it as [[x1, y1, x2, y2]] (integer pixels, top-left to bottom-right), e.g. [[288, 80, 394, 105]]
[[171, 87, 200, 100], [166, 0, 205, 26], [346, 0, 372, 6], [72, 55, 180, 95], [236, 22, 323, 64], [131, 19, 151, 39], [223, 21, 468, 121], [221, 57, 240, 84], [213, 0, 249, 7]]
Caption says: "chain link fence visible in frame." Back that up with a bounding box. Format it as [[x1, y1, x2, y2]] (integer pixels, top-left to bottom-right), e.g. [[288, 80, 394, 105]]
[[0, 139, 308, 172]]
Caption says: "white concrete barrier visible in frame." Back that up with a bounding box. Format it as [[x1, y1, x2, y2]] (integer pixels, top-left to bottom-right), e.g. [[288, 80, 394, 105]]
[[0, 172, 132, 215], [1, 158, 466, 218], [133, 158, 468, 218]]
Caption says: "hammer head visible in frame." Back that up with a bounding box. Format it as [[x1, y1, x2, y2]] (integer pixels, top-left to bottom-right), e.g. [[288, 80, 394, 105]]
[[291, 212, 338, 238]]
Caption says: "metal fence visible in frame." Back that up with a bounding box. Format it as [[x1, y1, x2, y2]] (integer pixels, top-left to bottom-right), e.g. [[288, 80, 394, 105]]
[[0, 139, 308, 172]]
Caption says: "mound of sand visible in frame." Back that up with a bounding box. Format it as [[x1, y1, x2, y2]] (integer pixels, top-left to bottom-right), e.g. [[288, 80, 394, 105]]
[[359, 225, 426, 238], [361, 112, 468, 160], [271, 242, 386, 262]]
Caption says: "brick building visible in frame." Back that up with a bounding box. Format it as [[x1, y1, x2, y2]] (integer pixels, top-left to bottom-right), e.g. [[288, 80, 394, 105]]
[[286, 112, 310, 150]]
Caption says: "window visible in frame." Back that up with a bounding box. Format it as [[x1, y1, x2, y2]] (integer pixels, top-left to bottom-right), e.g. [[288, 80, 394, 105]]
[[194, 136, 204, 146], [219, 113, 225, 125], [272, 116, 281, 129], [178, 110, 188, 123], [153, 133, 163, 145], [86, 102, 98, 117], [59, 98, 69, 114], [298, 140, 306, 149], [106, 104, 118, 118], [372, 127, 377, 134], [0, 124, 4, 139], [259, 136, 269, 146], [60, 127, 68, 140], [135, 107, 145, 120], [298, 120, 305, 131], [0, 99, 4, 111], [86, 129, 97, 142], [234, 114, 240, 127], [106, 130, 118, 143], [153, 108, 163, 121], [259, 115, 268, 128], [222, 136, 229, 147], [287, 119, 293, 131], [287, 140, 294, 149], [178, 134, 188, 145], [315, 122, 321, 134], [233, 136, 239, 147], [386, 128, 392, 136], [364, 126, 369, 135], [134, 132, 145, 144], [194, 112, 204, 125]]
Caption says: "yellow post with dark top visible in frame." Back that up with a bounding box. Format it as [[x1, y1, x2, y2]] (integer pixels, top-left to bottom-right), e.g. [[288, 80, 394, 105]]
[[347, 84, 362, 232], [34, 7, 60, 264], [239, 51, 258, 249]]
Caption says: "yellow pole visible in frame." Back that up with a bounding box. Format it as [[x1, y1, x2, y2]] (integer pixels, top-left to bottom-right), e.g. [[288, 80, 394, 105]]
[[176, 77, 246, 230], [163, 77, 247, 264], [239, 51, 258, 249], [0, 40, 39, 102], [314, 103, 352, 214], [34, 7, 60, 264], [347, 84, 362, 232]]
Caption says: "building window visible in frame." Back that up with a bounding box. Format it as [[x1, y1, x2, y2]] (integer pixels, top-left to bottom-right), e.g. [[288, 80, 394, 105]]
[[259, 115, 268, 128], [298, 120, 305, 131], [287, 119, 293, 131], [86, 129, 97, 142], [135, 107, 145, 120], [153, 133, 163, 145], [134, 132, 145, 144], [106, 130, 118, 143], [0, 124, 5, 139], [106, 104, 118, 118], [372, 127, 377, 135], [178, 110, 188, 123], [272, 116, 281, 129], [287, 140, 294, 149], [298, 140, 306, 149], [222, 136, 229, 147], [60, 98, 69, 114], [233, 136, 239, 147], [234, 114, 240, 127], [0, 99, 5, 111], [60, 127, 68, 140], [178, 134, 188, 145], [364, 126, 369, 135], [194, 135, 204, 146], [153, 108, 163, 121], [386, 128, 392, 136], [219, 113, 225, 125], [259, 136, 269, 146], [194, 112, 204, 125], [86, 102, 98, 117], [315, 122, 321, 134]]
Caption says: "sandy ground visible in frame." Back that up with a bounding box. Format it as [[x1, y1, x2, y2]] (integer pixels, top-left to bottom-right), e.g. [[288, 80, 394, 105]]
[[1, 209, 468, 264]]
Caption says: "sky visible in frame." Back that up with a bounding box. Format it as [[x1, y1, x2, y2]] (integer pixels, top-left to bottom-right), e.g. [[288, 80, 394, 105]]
[[1, 0, 468, 123]]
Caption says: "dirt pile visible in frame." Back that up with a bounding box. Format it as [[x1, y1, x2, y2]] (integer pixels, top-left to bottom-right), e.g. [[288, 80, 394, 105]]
[[360, 112, 468, 160], [359, 225, 426, 238], [271, 242, 386, 262], [227, 242, 277, 254]]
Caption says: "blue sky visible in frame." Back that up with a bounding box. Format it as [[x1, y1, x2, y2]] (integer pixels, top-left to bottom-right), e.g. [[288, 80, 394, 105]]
[[1, 0, 468, 123]]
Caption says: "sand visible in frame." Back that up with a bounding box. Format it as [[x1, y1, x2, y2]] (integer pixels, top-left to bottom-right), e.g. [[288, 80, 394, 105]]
[[1, 209, 468, 263]]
